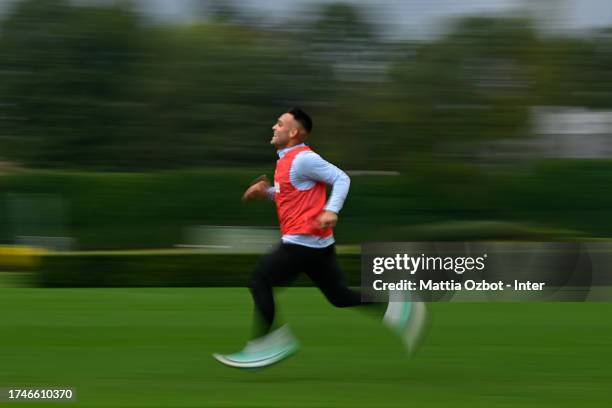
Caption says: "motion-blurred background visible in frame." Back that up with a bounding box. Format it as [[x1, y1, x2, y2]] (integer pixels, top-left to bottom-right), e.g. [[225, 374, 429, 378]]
[[1, 3, 612, 407], [0, 0, 611, 251]]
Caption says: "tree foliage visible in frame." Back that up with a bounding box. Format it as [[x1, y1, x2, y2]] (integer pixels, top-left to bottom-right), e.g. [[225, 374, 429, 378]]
[[0, 1, 610, 170]]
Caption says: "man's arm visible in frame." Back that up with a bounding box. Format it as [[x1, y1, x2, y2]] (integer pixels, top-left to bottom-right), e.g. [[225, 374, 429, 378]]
[[242, 175, 272, 202], [292, 151, 350, 228]]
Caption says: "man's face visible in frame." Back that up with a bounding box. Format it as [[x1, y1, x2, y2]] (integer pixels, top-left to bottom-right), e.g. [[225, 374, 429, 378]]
[[271, 113, 301, 149]]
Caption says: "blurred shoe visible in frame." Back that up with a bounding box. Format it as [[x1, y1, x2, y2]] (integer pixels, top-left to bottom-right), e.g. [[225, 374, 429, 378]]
[[213, 324, 299, 369], [383, 294, 428, 354]]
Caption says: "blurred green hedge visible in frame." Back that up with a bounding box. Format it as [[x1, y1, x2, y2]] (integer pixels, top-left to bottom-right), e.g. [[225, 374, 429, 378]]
[[1, 161, 611, 250], [36, 250, 361, 287]]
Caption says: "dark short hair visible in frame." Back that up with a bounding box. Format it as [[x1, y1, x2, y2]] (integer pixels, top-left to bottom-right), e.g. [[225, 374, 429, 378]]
[[287, 108, 313, 134]]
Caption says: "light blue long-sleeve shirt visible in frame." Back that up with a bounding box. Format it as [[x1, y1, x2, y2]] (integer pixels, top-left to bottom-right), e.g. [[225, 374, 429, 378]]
[[267, 143, 350, 248]]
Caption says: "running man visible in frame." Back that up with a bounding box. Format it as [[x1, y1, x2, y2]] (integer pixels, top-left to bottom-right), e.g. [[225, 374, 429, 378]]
[[213, 108, 426, 368]]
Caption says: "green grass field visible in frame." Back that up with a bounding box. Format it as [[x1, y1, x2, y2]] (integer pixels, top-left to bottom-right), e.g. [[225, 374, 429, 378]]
[[1, 281, 611, 407]]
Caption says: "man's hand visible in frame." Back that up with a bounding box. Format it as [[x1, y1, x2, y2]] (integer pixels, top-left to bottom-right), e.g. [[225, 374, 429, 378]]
[[317, 210, 338, 229], [242, 175, 271, 202]]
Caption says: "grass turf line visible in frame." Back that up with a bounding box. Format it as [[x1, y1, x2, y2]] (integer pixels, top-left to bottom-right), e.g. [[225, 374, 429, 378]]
[[0, 286, 610, 407]]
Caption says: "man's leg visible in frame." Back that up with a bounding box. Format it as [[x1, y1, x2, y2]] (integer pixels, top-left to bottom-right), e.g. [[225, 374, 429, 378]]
[[213, 243, 305, 368], [250, 243, 304, 337], [304, 244, 366, 308], [305, 244, 428, 354]]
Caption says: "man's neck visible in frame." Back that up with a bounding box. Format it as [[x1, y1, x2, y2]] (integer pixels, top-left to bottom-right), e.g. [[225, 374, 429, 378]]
[[277, 142, 306, 158]]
